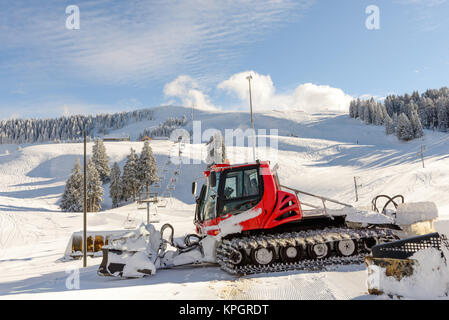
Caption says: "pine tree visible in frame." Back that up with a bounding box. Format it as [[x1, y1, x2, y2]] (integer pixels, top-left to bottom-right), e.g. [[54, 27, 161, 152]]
[[109, 162, 122, 208], [410, 109, 424, 138], [138, 141, 159, 193], [397, 113, 414, 141], [122, 148, 140, 201], [61, 158, 83, 212], [385, 113, 395, 135], [92, 138, 110, 183], [86, 157, 103, 212]]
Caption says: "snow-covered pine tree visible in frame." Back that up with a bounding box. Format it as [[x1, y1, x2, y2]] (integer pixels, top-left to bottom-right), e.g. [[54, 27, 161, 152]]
[[60, 158, 83, 212], [349, 100, 356, 118], [92, 138, 110, 183], [109, 162, 122, 208], [138, 141, 159, 193], [436, 97, 449, 132], [86, 157, 103, 212], [385, 113, 395, 135], [410, 109, 424, 139], [397, 113, 415, 141], [122, 148, 141, 201]]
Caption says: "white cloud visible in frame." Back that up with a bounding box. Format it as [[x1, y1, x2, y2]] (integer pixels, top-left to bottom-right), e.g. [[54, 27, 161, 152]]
[[164, 71, 353, 113], [163, 75, 217, 111], [217, 71, 353, 112]]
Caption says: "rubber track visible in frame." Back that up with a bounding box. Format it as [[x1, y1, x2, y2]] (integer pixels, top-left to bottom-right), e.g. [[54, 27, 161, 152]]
[[216, 227, 397, 275]]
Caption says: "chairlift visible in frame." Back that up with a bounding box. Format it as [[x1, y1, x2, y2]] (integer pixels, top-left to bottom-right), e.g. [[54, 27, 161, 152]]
[[162, 191, 172, 198]]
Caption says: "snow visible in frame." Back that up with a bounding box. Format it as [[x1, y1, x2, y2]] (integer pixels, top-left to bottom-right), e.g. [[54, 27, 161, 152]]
[[367, 247, 449, 299], [1, 106, 449, 299], [395, 202, 439, 225], [337, 207, 395, 225]]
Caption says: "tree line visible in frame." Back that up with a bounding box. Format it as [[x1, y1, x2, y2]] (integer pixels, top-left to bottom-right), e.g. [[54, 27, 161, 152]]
[[0, 109, 154, 144], [61, 139, 159, 212], [138, 116, 187, 140], [349, 87, 449, 141]]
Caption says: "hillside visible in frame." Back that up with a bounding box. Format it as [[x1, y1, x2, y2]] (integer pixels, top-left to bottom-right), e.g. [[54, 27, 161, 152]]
[[0, 106, 449, 299]]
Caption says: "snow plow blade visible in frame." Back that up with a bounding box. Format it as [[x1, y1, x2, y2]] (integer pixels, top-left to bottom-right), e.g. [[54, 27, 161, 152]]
[[97, 249, 125, 277], [365, 233, 449, 295], [97, 249, 155, 277]]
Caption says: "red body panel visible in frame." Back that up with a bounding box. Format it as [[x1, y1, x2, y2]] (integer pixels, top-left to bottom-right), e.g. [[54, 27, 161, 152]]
[[195, 161, 303, 236]]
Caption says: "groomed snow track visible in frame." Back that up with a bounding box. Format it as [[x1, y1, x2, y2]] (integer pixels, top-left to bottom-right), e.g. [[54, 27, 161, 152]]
[[216, 227, 397, 275]]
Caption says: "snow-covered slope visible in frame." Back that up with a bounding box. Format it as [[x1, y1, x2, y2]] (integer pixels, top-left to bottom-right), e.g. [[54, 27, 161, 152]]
[[1, 106, 448, 299]]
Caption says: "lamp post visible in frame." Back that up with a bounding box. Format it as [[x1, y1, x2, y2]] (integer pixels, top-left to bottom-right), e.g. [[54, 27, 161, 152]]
[[246, 75, 256, 161], [83, 130, 87, 268]]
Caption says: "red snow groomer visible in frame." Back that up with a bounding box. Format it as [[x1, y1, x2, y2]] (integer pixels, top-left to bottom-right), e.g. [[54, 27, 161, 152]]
[[192, 161, 399, 274], [98, 161, 403, 277]]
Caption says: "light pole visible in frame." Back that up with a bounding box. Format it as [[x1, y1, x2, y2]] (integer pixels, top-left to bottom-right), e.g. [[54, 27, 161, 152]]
[[246, 75, 256, 161], [83, 130, 87, 268]]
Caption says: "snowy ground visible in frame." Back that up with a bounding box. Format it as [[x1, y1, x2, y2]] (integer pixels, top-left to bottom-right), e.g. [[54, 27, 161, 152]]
[[1, 107, 449, 300]]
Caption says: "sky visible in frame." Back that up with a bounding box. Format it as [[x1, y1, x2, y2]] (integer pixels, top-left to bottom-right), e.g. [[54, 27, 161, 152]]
[[0, 0, 448, 119]]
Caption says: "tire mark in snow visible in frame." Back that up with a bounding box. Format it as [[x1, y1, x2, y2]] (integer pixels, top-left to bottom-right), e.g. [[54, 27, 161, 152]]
[[217, 274, 341, 300]]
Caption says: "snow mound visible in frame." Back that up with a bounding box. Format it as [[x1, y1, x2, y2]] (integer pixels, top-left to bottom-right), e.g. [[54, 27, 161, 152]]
[[339, 207, 395, 225], [122, 251, 157, 278], [396, 202, 438, 226], [368, 247, 449, 299]]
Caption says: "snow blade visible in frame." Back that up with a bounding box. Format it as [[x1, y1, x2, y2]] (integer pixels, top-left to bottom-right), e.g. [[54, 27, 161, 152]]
[[97, 249, 125, 277], [371, 232, 447, 260]]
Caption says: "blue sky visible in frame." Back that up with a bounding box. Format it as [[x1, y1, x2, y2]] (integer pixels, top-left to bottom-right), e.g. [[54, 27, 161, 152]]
[[0, 0, 448, 119]]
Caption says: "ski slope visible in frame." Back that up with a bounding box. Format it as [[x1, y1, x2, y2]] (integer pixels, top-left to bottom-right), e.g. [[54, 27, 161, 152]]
[[1, 106, 449, 300]]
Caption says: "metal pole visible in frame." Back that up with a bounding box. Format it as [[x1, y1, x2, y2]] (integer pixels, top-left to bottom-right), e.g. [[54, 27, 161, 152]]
[[83, 131, 87, 268], [354, 177, 359, 202], [147, 202, 150, 224], [247, 75, 256, 161], [421, 145, 425, 168]]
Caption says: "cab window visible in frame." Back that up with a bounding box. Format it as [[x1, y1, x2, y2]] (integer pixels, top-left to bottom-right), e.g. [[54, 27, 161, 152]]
[[219, 167, 261, 216]]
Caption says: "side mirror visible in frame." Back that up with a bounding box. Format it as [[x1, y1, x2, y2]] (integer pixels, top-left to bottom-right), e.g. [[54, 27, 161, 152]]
[[192, 181, 197, 197], [210, 171, 217, 188]]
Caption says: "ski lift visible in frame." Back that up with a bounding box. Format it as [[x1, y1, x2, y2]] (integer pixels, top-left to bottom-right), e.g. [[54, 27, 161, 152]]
[[124, 213, 137, 229], [167, 184, 175, 191], [158, 175, 165, 181], [163, 168, 169, 173], [153, 182, 161, 188], [157, 198, 167, 208], [162, 191, 172, 198]]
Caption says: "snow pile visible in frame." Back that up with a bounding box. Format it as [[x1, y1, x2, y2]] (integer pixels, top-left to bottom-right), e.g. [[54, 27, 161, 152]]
[[105, 224, 163, 277], [395, 202, 438, 226], [337, 207, 395, 225], [368, 247, 449, 299], [122, 251, 157, 278]]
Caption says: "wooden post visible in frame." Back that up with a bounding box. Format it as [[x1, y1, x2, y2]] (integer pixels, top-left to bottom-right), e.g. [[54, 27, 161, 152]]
[[354, 176, 359, 202], [418, 145, 426, 168]]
